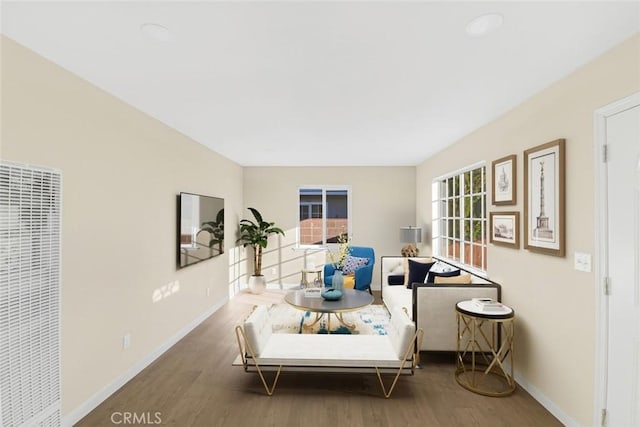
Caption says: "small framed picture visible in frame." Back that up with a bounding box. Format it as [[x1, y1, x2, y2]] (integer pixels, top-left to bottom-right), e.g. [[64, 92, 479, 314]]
[[523, 139, 565, 257], [492, 154, 516, 205], [490, 211, 520, 248]]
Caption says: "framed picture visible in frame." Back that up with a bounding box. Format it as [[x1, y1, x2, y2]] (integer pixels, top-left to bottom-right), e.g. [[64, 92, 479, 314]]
[[490, 212, 520, 248], [492, 154, 516, 205], [523, 139, 565, 257]]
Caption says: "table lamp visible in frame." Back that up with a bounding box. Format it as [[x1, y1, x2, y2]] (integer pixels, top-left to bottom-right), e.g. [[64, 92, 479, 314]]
[[400, 226, 422, 256]]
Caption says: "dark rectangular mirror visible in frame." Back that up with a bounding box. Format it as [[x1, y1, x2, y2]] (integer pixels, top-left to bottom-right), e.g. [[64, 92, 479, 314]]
[[177, 192, 224, 269]]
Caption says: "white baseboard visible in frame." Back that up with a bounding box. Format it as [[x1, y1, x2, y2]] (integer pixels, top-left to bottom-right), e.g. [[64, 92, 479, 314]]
[[62, 297, 228, 427], [514, 369, 580, 427]]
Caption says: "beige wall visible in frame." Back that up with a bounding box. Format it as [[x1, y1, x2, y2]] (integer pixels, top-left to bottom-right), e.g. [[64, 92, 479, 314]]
[[243, 167, 416, 289], [416, 34, 640, 426], [0, 36, 244, 416]]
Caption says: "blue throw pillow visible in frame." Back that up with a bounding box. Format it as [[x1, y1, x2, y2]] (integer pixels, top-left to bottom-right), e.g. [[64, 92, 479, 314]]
[[387, 275, 405, 286], [407, 259, 435, 288], [342, 255, 369, 275]]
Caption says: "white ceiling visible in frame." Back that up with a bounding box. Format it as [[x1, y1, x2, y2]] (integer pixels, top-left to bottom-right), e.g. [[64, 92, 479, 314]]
[[2, 1, 639, 166]]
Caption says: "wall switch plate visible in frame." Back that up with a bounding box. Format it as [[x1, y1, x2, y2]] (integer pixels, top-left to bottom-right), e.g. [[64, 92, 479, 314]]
[[206, 287, 210, 297], [574, 252, 592, 272], [123, 333, 131, 350]]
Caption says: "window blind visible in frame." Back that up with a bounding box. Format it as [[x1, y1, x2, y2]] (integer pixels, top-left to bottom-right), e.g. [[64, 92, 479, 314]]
[[0, 161, 62, 427]]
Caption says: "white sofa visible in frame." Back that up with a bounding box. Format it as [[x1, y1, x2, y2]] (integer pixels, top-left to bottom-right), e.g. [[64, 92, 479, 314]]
[[381, 256, 501, 352], [233, 305, 423, 398]]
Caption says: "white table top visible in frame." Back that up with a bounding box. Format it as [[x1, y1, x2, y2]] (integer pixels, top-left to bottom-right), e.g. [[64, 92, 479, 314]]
[[456, 299, 514, 319]]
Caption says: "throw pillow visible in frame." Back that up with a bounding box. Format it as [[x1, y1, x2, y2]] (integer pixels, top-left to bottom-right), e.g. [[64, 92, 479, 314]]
[[434, 273, 472, 284], [428, 261, 452, 274], [342, 255, 369, 275], [407, 259, 435, 288], [387, 275, 405, 286], [343, 274, 355, 289], [403, 257, 434, 285], [427, 269, 461, 283]]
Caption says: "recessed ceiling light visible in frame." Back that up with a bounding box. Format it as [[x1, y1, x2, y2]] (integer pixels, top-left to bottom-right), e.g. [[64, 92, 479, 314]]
[[465, 13, 504, 37], [140, 23, 171, 42]]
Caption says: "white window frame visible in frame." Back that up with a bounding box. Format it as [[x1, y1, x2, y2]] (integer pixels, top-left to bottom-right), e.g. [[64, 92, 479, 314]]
[[297, 185, 352, 248], [432, 162, 487, 273]]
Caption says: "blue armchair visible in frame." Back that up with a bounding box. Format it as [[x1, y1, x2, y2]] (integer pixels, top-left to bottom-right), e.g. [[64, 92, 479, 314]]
[[324, 246, 375, 293]]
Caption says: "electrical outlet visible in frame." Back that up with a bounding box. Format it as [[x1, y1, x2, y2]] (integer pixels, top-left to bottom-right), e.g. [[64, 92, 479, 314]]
[[123, 333, 131, 350]]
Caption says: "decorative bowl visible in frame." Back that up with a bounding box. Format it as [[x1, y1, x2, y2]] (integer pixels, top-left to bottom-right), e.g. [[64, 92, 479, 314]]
[[321, 288, 343, 301]]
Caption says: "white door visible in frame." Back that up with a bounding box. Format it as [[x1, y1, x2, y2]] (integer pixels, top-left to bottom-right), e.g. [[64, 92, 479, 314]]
[[604, 101, 640, 427]]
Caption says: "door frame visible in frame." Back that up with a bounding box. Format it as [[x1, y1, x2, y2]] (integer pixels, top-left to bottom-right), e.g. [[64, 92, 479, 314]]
[[593, 92, 640, 426]]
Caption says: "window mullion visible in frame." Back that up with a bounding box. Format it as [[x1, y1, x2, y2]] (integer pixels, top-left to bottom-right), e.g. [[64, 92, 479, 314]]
[[321, 189, 327, 245], [459, 172, 463, 264]]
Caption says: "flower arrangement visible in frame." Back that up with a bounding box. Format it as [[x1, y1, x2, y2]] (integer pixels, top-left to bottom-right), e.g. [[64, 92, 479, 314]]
[[327, 234, 350, 270]]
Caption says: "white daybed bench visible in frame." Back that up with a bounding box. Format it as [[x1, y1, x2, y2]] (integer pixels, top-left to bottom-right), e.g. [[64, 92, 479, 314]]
[[233, 305, 423, 398]]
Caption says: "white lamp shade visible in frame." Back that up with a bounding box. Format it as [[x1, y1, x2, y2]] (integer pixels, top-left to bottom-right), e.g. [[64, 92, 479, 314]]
[[400, 226, 422, 243]]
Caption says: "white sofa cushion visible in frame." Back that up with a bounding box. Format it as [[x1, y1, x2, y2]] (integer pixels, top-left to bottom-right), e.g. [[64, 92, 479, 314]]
[[382, 285, 413, 320]]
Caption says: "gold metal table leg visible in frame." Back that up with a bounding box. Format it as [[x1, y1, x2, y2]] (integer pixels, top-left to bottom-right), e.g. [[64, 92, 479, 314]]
[[455, 309, 515, 397], [335, 312, 356, 330], [302, 312, 324, 331]]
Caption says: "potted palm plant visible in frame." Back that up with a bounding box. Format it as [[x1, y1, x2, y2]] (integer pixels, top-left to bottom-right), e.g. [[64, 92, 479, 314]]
[[237, 207, 285, 294]]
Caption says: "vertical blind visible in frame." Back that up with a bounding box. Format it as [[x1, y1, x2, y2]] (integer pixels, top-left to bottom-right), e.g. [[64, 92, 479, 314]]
[[0, 161, 62, 427]]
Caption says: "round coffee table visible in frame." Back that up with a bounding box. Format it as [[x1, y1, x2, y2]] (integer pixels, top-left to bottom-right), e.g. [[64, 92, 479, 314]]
[[284, 289, 374, 333]]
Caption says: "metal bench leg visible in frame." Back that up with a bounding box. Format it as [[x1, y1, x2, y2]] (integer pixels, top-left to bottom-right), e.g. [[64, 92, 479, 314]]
[[375, 366, 404, 398], [235, 325, 283, 396], [375, 328, 424, 398], [255, 365, 282, 396]]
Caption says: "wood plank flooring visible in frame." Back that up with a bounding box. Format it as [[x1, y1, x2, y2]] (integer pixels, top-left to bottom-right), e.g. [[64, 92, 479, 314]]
[[77, 292, 562, 427]]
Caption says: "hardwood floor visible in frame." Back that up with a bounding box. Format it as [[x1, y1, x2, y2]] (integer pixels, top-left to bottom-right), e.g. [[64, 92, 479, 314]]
[[77, 292, 562, 427]]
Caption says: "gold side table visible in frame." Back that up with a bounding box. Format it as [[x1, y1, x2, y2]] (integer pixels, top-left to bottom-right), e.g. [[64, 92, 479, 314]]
[[455, 300, 515, 397]]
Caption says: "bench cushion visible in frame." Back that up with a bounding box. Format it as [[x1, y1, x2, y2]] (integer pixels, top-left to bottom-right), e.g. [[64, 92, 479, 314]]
[[244, 305, 272, 356], [256, 334, 410, 368], [387, 307, 416, 359]]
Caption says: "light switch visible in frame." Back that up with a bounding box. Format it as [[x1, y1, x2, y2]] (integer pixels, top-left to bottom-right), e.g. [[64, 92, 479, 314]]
[[574, 252, 592, 272]]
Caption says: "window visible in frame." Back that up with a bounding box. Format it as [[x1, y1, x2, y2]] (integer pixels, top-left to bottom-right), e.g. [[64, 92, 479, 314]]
[[432, 163, 487, 271], [298, 187, 350, 246]]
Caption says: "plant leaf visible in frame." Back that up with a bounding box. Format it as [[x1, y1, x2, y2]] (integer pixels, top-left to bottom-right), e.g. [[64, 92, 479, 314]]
[[248, 207, 263, 224]]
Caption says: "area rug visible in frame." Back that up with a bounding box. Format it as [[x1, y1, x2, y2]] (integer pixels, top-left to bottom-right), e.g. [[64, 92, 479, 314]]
[[268, 303, 390, 335]]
